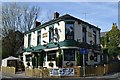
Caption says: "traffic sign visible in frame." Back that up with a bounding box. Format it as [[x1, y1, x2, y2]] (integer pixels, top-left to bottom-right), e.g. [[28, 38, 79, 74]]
[[80, 48, 88, 54]]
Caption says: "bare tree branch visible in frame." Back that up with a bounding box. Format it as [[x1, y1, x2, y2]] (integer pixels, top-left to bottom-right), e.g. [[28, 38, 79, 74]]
[[2, 3, 41, 36]]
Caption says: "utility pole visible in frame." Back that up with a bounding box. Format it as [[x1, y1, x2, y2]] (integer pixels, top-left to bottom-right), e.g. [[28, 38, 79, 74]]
[[83, 53, 85, 77], [80, 48, 88, 77]]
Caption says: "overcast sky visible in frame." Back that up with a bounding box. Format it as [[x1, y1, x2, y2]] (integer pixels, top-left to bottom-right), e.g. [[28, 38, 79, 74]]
[[1, 1, 120, 32]]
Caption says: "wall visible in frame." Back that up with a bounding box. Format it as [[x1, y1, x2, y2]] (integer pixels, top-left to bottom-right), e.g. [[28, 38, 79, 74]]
[[54, 21, 65, 42], [74, 21, 82, 42], [24, 20, 100, 48], [86, 51, 101, 65], [41, 21, 65, 45], [74, 21, 100, 44], [31, 31, 37, 47], [24, 34, 28, 48], [23, 19, 100, 68]]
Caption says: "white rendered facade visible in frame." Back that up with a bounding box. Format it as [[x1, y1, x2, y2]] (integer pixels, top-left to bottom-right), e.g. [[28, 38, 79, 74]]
[[23, 14, 101, 68]]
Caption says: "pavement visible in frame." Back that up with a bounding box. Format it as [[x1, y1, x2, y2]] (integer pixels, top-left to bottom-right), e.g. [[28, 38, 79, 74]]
[[0, 71, 120, 80]]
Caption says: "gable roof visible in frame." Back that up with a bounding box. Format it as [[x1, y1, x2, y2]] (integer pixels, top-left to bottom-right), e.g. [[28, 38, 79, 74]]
[[25, 14, 101, 34]]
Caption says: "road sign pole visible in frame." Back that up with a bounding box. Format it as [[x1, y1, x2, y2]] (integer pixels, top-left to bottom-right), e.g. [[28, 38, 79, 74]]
[[83, 53, 85, 77]]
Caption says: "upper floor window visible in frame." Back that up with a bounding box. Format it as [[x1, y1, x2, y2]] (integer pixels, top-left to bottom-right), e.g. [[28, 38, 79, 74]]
[[49, 27, 54, 42], [65, 23, 74, 40], [93, 31, 96, 44], [37, 31, 41, 45], [82, 27, 87, 42], [28, 34, 31, 47]]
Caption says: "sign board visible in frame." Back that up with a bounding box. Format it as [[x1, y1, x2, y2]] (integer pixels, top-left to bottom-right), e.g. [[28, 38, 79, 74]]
[[50, 68, 74, 76], [80, 48, 88, 54], [42, 33, 47, 38]]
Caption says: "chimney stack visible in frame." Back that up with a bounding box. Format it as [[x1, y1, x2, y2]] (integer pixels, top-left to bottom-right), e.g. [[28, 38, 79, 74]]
[[54, 12, 59, 19], [35, 21, 41, 28]]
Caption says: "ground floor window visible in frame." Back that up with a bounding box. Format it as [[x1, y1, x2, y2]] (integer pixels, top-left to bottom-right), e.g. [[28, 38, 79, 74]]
[[47, 50, 57, 61], [64, 49, 75, 61], [26, 55, 32, 62]]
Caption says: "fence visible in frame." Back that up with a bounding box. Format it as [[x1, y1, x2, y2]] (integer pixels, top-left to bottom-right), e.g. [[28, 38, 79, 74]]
[[25, 63, 120, 78], [85, 62, 120, 76], [25, 68, 50, 78], [1, 66, 16, 74], [25, 66, 81, 78]]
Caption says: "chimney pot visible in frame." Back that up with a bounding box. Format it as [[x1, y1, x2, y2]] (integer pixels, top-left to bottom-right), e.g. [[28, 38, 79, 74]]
[[54, 12, 59, 19], [35, 21, 41, 28]]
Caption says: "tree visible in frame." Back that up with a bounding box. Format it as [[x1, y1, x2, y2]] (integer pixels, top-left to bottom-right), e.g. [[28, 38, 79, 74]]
[[101, 23, 120, 61], [100, 34, 109, 48], [107, 23, 120, 57], [2, 3, 41, 35], [2, 3, 41, 58], [108, 46, 120, 56], [2, 30, 23, 58], [107, 23, 120, 47]]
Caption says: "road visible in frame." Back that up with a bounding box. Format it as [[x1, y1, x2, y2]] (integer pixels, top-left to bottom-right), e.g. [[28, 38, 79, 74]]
[[1, 71, 120, 80]]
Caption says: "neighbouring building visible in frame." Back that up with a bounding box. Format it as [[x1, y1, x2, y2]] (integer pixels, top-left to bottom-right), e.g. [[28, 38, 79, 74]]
[[23, 12, 101, 68]]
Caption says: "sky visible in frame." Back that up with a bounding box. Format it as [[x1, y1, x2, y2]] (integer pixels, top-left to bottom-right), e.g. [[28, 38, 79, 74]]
[[1, 1, 120, 32], [27, 2, 118, 32]]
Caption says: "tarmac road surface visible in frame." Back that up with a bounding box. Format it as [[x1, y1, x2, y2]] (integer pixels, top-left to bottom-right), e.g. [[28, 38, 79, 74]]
[[1, 71, 120, 80]]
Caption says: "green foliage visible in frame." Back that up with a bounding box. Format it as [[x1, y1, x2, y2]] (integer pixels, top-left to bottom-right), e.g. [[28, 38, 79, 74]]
[[100, 37, 105, 47], [2, 31, 23, 59], [101, 23, 120, 57], [32, 57, 35, 68], [38, 54, 43, 66], [56, 54, 62, 67], [107, 24, 120, 47], [108, 46, 120, 56], [100, 34, 110, 48], [101, 48, 108, 54], [56, 49, 62, 67], [76, 52, 81, 66]]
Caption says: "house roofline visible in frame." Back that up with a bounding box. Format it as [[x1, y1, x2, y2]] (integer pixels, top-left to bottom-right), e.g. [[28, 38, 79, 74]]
[[24, 14, 101, 35]]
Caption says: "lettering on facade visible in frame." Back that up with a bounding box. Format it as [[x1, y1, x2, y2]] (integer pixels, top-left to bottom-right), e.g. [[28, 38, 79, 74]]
[[42, 33, 47, 38], [88, 32, 92, 37], [50, 68, 74, 76]]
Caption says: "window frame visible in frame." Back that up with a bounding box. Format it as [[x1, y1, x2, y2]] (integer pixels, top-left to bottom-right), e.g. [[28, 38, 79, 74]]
[[82, 27, 87, 42], [65, 22, 74, 40], [28, 34, 31, 47], [93, 31, 97, 44], [49, 26, 54, 42], [37, 30, 41, 45], [64, 49, 75, 61]]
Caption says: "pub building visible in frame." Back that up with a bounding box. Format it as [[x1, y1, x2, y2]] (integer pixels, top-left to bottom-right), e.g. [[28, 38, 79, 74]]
[[23, 12, 101, 68]]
